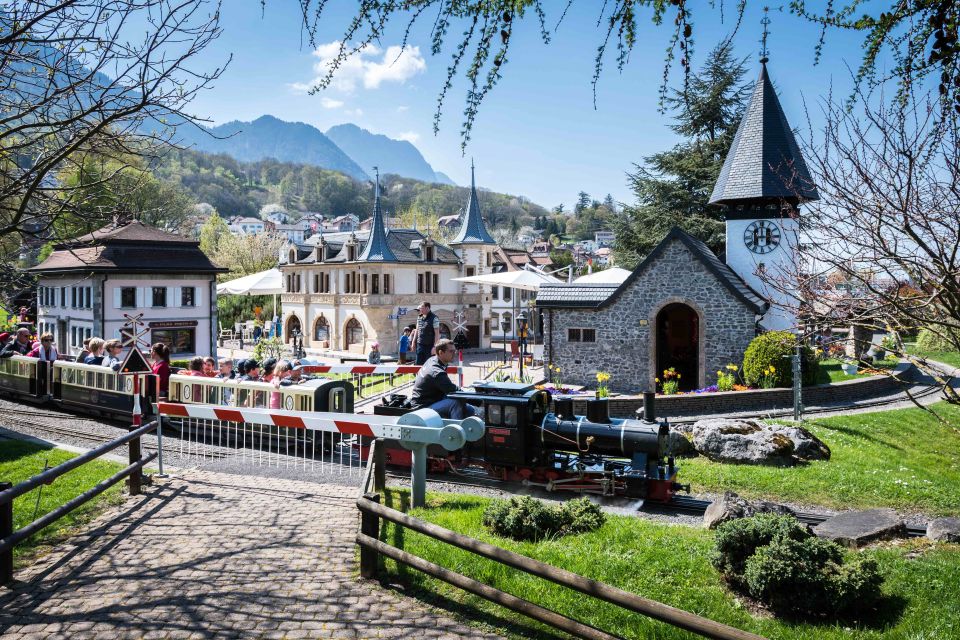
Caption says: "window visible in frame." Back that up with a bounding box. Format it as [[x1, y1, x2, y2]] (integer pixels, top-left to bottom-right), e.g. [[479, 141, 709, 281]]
[[314, 316, 330, 342], [486, 252, 492, 267], [383, 274, 390, 294], [433, 273, 439, 293], [362, 274, 368, 294], [313, 274, 319, 293], [425, 246, 435, 261], [71, 287, 77, 308], [371, 274, 379, 294], [85, 287, 92, 308], [152, 287, 167, 307], [121, 287, 136, 308], [484, 319, 490, 336], [181, 287, 195, 307], [151, 328, 194, 355], [567, 328, 596, 343], [60, 288, 66, 307], [491, 286, 499, 300], [503, 287, 512, 301], [466, 267, 476, 277], [347, 245, 356, 261], [417, 273, 424, 294]]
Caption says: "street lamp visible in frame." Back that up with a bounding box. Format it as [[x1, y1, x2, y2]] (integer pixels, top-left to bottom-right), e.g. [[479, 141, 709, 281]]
[[517, 311, 528, 379], [500, 319, 511, 364]]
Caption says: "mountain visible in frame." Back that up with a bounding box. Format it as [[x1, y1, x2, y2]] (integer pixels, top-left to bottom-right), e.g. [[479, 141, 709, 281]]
[[326, 123, 454, 185], [175, 115, 369, 181]]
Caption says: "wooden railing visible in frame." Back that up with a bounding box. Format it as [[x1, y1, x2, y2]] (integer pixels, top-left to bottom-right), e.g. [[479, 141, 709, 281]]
[[356, 439, 766, 640], [0, 420, 159, 585]]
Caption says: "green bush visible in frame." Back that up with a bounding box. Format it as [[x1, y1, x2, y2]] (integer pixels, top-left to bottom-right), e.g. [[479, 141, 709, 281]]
[[170, 359, 190, 369], [253, 336, 286, 362], [712, 514, 810, 588], [742, 331, 817, 388], [482, 496, 605, 542], [744, 536, 883, 615], [916, 327, 960, 352], [713, 514, 885, 617]]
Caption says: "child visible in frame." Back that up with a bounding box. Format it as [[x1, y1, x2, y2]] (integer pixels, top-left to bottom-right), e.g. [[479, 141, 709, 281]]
[[367, 342, 381, 365], [398, 327, 412, 364]]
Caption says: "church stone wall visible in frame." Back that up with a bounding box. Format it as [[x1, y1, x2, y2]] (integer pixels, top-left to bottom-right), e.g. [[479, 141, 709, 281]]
[[544, 239, 757, 393]]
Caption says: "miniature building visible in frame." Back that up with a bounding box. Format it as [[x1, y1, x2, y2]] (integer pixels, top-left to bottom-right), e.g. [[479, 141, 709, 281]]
[[279, 165, 496, 354], [28, 221, 226, 357], [539, 59, 817, 392]]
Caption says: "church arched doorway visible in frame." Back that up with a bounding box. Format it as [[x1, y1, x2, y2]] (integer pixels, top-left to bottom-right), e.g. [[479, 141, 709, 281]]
[[344, 318, 364, 351], [285, 315, 302, 344], [655, 303, 699, 391]]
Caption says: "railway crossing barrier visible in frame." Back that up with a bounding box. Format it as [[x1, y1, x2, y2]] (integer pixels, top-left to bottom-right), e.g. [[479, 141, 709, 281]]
[[297, 364, 461, 404], [157, 403, 483, 503]]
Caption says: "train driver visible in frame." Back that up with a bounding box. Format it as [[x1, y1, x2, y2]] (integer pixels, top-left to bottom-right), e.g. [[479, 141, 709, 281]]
[[411, 339, 479, 421]]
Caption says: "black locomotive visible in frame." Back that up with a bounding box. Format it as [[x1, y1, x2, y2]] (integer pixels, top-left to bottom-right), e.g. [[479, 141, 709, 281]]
[[375, 381, 688, 502]]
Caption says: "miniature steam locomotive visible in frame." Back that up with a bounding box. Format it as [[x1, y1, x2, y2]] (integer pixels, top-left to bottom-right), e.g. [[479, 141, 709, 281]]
[[375, 381, 689, 502]]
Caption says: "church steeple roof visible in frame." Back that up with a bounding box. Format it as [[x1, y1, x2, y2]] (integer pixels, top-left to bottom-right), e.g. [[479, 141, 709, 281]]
[[357, 168, 398, 262], [451, 160, 496, 245], [709, 61, 819, 206]]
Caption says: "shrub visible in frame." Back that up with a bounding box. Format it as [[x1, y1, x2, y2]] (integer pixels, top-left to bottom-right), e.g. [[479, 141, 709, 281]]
[[482, 496, 605, 541], [916, 327, 960, 352], [253, 336, 285, 362], [171, 359, 190, 369], [712, 514, 811, 588], [744, 536, 883, 615], [742, 331, 817, 388]]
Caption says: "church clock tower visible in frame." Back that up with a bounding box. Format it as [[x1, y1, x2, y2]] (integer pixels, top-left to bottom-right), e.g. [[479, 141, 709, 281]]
[[709, 57, 819, 331]]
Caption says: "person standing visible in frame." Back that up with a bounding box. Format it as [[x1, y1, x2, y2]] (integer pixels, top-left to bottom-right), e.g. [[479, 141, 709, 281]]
[[412, 302, 440, 366], [398, 326, 412, 364]]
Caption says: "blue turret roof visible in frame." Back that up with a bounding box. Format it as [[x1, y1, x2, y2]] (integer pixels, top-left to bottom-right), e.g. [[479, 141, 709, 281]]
[[357, 170, 399, 262], [451, 161, 496, 245], [709, 61, 819, 205]]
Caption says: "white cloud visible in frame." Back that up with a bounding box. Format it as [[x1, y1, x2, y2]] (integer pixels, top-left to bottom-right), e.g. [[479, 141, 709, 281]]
[[298, 41, 426, 94], [396, 105, 409, 112], [395, 131, 420, 143], [320, 97, 344, 109]]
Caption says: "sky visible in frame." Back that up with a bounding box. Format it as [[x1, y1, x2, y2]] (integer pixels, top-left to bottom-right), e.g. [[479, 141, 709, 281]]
[[184, 2, 877, 210]]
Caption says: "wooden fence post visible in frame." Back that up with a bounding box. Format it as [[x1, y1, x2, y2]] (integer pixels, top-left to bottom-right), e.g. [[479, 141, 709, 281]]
[[128, 427, 141, 496], [374, 440, 386, 493], [359, 493, 380, 579], [1, 482, 13, 585]]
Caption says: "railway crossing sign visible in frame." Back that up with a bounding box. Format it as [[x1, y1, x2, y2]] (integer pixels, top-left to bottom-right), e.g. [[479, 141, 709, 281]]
[[452, 310, 467, 335], [120, 313, 150, 349], [118, 347, 152, 375]]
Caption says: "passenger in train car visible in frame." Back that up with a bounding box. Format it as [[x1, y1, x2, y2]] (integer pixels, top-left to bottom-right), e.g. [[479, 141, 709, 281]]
[[202, 356, 217, 377], [83, 338, 105, 365], [238, 359, 261, 382], [1, 328, 33, 358], [35, 333, 59, 362], [150, 342, 171, 398], [261, 358, 278, 382], [25, 341, 41, 357], [75, 337, 92, 363], [101, 339, 123, 370], [288, 363, 304, 383], [185, 356, 206, 377], [216, 358, 235, 379], [269, 360, 292, 408]]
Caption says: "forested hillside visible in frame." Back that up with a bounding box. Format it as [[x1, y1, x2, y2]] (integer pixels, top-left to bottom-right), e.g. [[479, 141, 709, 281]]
[[152, 148, 549, 229]]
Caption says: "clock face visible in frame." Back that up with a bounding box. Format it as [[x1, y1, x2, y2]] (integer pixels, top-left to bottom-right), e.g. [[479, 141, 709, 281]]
[[743, 220, 782, 254]]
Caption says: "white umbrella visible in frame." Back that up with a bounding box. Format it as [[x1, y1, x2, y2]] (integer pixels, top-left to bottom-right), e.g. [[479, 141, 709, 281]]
[[452, 269, 563, 291], [217, 268, 282, 337], [574, 267, 631, 284]]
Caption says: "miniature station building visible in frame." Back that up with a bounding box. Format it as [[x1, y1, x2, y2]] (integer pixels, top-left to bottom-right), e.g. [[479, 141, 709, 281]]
[[28, 221, 225, 358], [538, 60, 819, 392], [278, 167, 496, 354]]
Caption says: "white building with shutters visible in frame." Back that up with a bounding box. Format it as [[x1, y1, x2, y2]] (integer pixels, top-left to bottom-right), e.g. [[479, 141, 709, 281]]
[[28, 221, 226, 358]]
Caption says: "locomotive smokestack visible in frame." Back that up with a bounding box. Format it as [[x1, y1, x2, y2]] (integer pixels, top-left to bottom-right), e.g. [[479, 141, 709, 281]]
[[642, 391, 656, 423]]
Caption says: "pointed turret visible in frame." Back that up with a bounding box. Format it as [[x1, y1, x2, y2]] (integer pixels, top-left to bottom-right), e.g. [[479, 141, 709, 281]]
[[357, 168, 398, 262], [709, 61, 819, 210], [451, 160, 496, 245]]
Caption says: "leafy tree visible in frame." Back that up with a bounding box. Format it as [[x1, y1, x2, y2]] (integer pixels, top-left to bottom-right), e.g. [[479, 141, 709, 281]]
[[613, 40, 750, 267], [575, 191, 592, 214], [215, 232, 285, 278], [199, 212, 230, 257]]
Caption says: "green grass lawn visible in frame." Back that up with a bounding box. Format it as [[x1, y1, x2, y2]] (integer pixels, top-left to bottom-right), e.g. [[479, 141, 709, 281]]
[[813, 358, 898, 384], [681, 401, 960, 516], [0, 439, 125, 566], [377, 489, 960, 640], [908, 350, 960, 370]]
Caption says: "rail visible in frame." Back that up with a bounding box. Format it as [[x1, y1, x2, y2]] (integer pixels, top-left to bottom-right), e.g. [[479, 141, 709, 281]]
[[356, 449, 765, 640], [0, 420, 160, 585]]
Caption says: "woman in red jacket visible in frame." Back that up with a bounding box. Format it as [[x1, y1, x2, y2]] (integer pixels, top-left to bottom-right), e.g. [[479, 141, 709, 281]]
[[150, 342, 171, 399]]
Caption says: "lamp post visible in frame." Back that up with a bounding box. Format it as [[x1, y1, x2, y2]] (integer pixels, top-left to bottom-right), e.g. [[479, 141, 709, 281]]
[[517, 311, 528, 380], [500, 319, 511, 364]]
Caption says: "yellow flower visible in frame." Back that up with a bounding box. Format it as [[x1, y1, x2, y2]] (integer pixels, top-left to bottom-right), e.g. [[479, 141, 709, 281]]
[[655, 377, 660, 383], [677, 373, 681, 378], [726, 364, 738, 371], [717, 370, 723, 376]]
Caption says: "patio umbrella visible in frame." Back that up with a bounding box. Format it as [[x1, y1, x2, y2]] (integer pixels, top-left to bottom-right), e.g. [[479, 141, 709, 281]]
[[216, 268, 282, 336], [453, 269, 562, 343], [574, 267, 631, 284]]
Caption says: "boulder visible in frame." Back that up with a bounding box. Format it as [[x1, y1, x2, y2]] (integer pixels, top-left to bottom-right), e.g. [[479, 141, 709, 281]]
[[927, 517, 960, 543], [777, 425, 831, 461], [703, 491, 796, 529], [813, 509, 905, 548], [665, 428, 695, 456], [691, 419, 795, 465]]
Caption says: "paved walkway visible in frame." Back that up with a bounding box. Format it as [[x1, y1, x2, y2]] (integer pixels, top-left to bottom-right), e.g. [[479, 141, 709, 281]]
[[0, 471, 504, 639]]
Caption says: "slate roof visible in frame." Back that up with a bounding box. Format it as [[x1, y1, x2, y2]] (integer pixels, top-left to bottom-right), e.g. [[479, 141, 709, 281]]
[[292, 229, 459, 264], [709, 62, 819, 205], [537, 227, 768, 313], [451, 162, 496, 245], [28, 221, 225, 274], [357, 179, 398, 262]]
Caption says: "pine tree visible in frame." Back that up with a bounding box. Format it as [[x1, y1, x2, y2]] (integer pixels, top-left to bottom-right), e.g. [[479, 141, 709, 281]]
[[613, 40, 751, 267], [575, 191, 591, 214]]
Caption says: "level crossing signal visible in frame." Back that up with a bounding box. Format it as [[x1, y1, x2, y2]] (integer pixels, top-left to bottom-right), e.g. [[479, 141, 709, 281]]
[[120, 313, 150, 350]]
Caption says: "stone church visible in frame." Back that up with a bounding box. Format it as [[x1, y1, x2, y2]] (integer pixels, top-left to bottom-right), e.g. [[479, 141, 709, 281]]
[[538, 59, 818, 392]]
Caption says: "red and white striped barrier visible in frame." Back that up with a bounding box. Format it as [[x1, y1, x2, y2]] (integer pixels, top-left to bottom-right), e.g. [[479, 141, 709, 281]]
[[298, 364, 459, 375], [159, 402, 411, 439]]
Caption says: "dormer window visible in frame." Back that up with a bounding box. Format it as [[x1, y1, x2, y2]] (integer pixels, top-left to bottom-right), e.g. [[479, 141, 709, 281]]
[[425, 246, 435, 261], [347, 245, 356, 261], [288, 249, 296, 264]]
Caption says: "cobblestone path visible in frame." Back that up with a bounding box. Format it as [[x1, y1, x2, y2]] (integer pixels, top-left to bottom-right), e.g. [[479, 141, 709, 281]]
[[0, 471, 504, 639]]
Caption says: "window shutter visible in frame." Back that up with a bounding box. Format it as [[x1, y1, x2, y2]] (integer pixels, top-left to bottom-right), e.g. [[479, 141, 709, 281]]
[[114, 288, 122, 309], [172, 287, 181, 307], [136, 287, 145, 308], [194, 286, 203, 308]]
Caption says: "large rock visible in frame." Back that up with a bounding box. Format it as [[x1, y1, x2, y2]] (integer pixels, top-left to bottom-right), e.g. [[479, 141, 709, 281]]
[[927, 517, 960, 542], [665, 428, 695, 456], [703, 491, 796, 529], [690, 418, 830, 464], [813, 509, 905, 548], [691, 419, 795, 465]]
